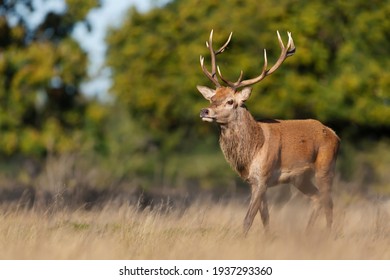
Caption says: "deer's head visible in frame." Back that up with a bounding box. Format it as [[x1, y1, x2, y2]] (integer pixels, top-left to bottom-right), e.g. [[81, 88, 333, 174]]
[[197, 86, 251, 124], [197, 30, 295, 124]]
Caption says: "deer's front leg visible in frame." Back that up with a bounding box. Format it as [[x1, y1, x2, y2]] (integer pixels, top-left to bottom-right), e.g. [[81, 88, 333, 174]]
[[243, 183, 268, 235], [259, 192, 269, 230]]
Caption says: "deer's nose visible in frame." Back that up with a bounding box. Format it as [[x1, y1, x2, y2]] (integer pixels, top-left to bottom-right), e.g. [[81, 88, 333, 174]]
[[200, 108, 209, 118]]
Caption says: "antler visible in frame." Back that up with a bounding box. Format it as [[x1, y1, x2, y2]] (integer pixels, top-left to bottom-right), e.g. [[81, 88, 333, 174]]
[[217, 31, 295, 90], [200, 30, 233, 88]]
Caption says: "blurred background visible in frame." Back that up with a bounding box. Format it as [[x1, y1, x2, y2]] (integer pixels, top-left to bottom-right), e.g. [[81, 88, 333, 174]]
[[0, 0, 389, 210]]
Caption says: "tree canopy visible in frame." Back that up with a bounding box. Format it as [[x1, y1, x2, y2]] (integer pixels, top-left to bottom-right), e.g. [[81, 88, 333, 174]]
[[0, 0, 102, 156]]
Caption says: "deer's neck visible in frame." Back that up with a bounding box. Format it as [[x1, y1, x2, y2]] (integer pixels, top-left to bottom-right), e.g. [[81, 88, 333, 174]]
[[218, 107, 264, 179]]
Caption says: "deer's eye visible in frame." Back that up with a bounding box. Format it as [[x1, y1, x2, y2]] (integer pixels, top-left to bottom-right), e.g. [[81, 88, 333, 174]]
[[227, 99, 234, 105]]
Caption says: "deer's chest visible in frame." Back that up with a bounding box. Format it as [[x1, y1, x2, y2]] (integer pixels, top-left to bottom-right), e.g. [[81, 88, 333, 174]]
[[219, 130, 254, 179]]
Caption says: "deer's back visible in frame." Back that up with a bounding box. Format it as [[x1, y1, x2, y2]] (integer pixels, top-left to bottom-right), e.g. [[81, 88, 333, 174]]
[[259, 119, 339, 173]]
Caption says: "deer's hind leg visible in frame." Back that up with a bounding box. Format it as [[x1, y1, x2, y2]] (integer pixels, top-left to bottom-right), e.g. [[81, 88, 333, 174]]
[[315, 146, 338, 229], [292, 174, 321, 229], [315, 171, 334, 229]]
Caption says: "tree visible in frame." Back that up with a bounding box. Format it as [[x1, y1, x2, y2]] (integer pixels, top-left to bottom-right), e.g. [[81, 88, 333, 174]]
[[0, 0, 102, 156]]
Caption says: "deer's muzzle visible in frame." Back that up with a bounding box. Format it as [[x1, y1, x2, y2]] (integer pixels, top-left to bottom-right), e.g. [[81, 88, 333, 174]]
[[200, 108, 214, 122]]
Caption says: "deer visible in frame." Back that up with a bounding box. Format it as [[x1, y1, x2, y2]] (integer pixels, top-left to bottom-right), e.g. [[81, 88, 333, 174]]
[[197, 30, 340, 235]]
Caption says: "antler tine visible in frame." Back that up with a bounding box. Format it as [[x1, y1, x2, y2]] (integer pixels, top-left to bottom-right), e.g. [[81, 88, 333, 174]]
[[207, 30, 218, 82], [276, 30, 285, 51], [286, 31, 296, 57], [200, 55, 220, 87], [266, 30, 296, 75], [215, 32, 233, 54], [219, 49, 268, 90], [236, 70, 244, 84], [217, 66, 232, 87], [227, 31, 295, 89], [217, 66, 245, 89], [200, 30, 233, 88]]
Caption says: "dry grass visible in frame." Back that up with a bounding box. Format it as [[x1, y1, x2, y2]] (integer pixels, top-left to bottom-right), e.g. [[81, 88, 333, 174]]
[[0, 197, 389, 260]]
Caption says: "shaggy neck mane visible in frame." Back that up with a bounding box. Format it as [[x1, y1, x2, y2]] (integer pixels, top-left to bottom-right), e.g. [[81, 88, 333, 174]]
[[218, 106, 264, 179]]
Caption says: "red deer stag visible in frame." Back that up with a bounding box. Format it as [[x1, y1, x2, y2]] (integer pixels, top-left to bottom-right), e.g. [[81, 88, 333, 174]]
[[197, 30, 340, 235]]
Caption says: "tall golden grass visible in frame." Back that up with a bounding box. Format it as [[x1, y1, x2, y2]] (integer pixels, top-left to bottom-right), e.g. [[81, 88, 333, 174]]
[[0, 196, 389, 260]]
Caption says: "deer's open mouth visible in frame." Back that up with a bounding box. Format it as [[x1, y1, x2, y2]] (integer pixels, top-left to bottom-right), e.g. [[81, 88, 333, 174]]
[[201, 117, 214, 122]]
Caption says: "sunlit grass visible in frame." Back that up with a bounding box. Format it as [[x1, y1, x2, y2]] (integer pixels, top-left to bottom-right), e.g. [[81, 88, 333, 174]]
[[0, 198, 389, 259]]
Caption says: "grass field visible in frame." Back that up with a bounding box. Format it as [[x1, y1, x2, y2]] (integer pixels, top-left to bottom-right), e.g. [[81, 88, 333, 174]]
[[1, 194, 389, 260]]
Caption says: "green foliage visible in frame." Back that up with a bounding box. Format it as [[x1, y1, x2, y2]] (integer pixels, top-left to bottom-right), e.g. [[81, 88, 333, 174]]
[[338, 139, 390, 195], [0, 0, 103, 156], [65, 0, 100, 23]]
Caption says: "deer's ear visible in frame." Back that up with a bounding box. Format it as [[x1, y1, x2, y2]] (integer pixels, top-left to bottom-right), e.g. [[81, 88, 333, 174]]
[[197, 85, 215, 101], [237, 87, 252, 103]]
